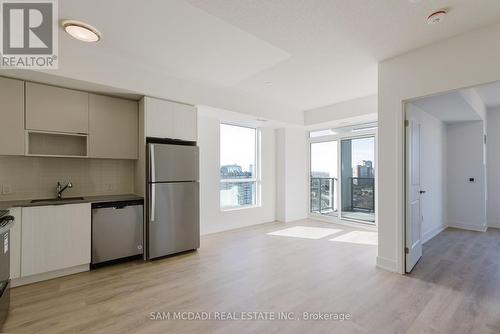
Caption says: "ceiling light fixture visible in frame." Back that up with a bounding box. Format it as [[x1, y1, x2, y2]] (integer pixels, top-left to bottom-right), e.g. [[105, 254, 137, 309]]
[[426, 10, 447, 25], [62, 20, 101, 42]]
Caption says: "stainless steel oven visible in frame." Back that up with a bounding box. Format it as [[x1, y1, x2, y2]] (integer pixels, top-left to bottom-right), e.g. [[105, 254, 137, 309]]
[[0, 210, 14, 330]]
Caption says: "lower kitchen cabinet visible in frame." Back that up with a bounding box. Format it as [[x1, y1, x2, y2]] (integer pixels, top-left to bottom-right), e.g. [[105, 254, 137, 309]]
[[21, 203, 91, 277]]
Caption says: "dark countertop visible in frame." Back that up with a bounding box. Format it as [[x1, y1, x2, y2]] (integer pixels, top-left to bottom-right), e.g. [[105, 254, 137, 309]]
[[0, 194, 144, 210]]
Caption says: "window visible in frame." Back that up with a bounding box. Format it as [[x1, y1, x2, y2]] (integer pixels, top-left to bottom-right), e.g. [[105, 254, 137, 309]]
[[220, 124, 259, 209], [310, 141, 338, 216], [340, 136, 375, 223]]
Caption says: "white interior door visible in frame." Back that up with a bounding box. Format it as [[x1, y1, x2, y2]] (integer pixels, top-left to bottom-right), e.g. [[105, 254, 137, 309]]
[[405, 117, 422, 273]]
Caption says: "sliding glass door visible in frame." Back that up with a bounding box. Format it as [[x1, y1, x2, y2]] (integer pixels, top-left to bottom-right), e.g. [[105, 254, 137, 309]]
[[340, 137, 375, 223], [310, 141, 338, 216], [309, 128, 376, 224]]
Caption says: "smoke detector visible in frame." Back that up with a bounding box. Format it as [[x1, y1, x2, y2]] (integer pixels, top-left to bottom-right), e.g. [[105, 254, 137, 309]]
[[426, 10, 447, 24]]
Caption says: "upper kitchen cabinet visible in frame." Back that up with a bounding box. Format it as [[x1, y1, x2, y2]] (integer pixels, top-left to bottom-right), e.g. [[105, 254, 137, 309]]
[[144, 97, 197, 142], [0, 77, 24, 155], [25, 82, 89, 134], [89, 94, 138, 159], [144, 96, 174, 138], [173, 103, 197, 142]]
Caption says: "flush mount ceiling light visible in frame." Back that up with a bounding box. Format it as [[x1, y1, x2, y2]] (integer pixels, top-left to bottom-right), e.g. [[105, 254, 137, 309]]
[[426, 10, 447, 25], [62, 20, 101, 42]]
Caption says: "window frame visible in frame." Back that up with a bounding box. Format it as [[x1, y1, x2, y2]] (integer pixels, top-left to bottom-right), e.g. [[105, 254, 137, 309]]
[[219, 123, 261, 211]]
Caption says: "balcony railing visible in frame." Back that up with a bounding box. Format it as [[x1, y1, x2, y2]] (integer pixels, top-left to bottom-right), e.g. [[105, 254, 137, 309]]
[[349, 177, 375, 212], [310, 177, 336, 214]]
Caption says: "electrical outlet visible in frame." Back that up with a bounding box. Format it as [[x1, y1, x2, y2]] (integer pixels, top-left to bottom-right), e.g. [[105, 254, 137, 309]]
[[2, 184, 12, 195], [104, 183, 114, 192]]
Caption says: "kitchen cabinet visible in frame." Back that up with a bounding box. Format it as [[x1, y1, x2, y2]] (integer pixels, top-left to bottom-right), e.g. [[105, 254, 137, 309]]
[[0, 77, 24, 155], [89, 94, 138, 159], [26, 82, 89, 134], [173, 103, 197, 142], [21, 203, 91, 277], [8, 207, 21, 280], [144, 97, 197, 141], [144, 97, 174, 138]]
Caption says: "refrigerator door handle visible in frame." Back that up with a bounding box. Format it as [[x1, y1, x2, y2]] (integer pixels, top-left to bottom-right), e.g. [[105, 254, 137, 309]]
[[151, 184, 156, 222], [150, 144, 156, 183]]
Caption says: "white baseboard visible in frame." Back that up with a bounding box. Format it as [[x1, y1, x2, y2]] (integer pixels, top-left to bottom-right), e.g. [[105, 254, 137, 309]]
[[422, 225, 447, 244], [488, 222, 500, 229], [11, 264, 89, 287], [376, 256, 398, 273], [447, 222, 487, 232]]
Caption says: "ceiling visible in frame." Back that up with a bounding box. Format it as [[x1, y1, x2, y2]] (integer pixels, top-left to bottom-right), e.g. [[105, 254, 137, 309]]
[[411, 91, 482, 123], [476, 81, 500, 109], [412, 79, 500, 122], [3, 0, 500, 124]]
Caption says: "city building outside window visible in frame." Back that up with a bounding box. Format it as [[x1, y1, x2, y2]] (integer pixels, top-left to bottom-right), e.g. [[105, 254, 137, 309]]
[[220, 123, 260, 209]]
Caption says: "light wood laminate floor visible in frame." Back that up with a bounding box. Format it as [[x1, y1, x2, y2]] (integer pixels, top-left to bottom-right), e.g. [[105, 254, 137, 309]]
[[3, 221, 500, 334]]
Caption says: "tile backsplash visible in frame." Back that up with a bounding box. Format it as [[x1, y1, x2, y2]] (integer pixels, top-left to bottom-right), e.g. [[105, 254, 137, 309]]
[[0, 156, 135, 200]]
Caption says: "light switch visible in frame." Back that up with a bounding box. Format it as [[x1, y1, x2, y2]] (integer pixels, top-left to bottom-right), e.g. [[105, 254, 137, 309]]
[[2, 184, 12, 194]]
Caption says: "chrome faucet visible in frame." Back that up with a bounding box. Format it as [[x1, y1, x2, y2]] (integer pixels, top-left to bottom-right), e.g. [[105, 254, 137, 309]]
[[57, 181, 73, 199]]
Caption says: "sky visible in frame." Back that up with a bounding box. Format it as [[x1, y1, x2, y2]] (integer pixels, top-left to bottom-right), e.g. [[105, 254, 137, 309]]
[[220, 124, 256, 173], [311, 137, 375, 177], [219, 124, 374, 178]]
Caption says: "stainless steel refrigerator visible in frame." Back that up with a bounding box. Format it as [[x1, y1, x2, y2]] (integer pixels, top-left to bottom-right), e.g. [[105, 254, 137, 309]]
[[146, 142, 200, 259]]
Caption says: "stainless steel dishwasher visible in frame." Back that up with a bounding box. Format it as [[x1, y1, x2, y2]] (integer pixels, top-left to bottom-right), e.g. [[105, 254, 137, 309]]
[[91, 200, 143, 265]]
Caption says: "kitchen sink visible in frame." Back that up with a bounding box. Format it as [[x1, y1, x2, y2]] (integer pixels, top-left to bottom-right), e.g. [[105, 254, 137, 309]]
[[30, 197, 85, 204]]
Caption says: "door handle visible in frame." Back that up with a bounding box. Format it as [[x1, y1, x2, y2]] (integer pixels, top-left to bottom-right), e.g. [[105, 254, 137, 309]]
[[420, 190, 426, 194], [151, 184, 156, 222]]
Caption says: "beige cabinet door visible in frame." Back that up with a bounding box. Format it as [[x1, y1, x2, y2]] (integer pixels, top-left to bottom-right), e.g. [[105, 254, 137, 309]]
[[89, 94, 138, 159], [26, 82, 89, 134], [173, 103, 197, 142], [144, 97, 197, 141], [21, 204, 91, 277], [0, 77, 24, 155], [144, 96, 174, 138]]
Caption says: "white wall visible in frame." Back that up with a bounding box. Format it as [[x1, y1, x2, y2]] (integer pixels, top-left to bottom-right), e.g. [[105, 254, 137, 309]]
[[304, 95, 377, 126], [275, 127, 308, 222], [407, 104, 447, 243], [378, 21, 500, 273], [487, 108, 500, 228], [446, 121, 487, 231], [198, 108, 276, 235]]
